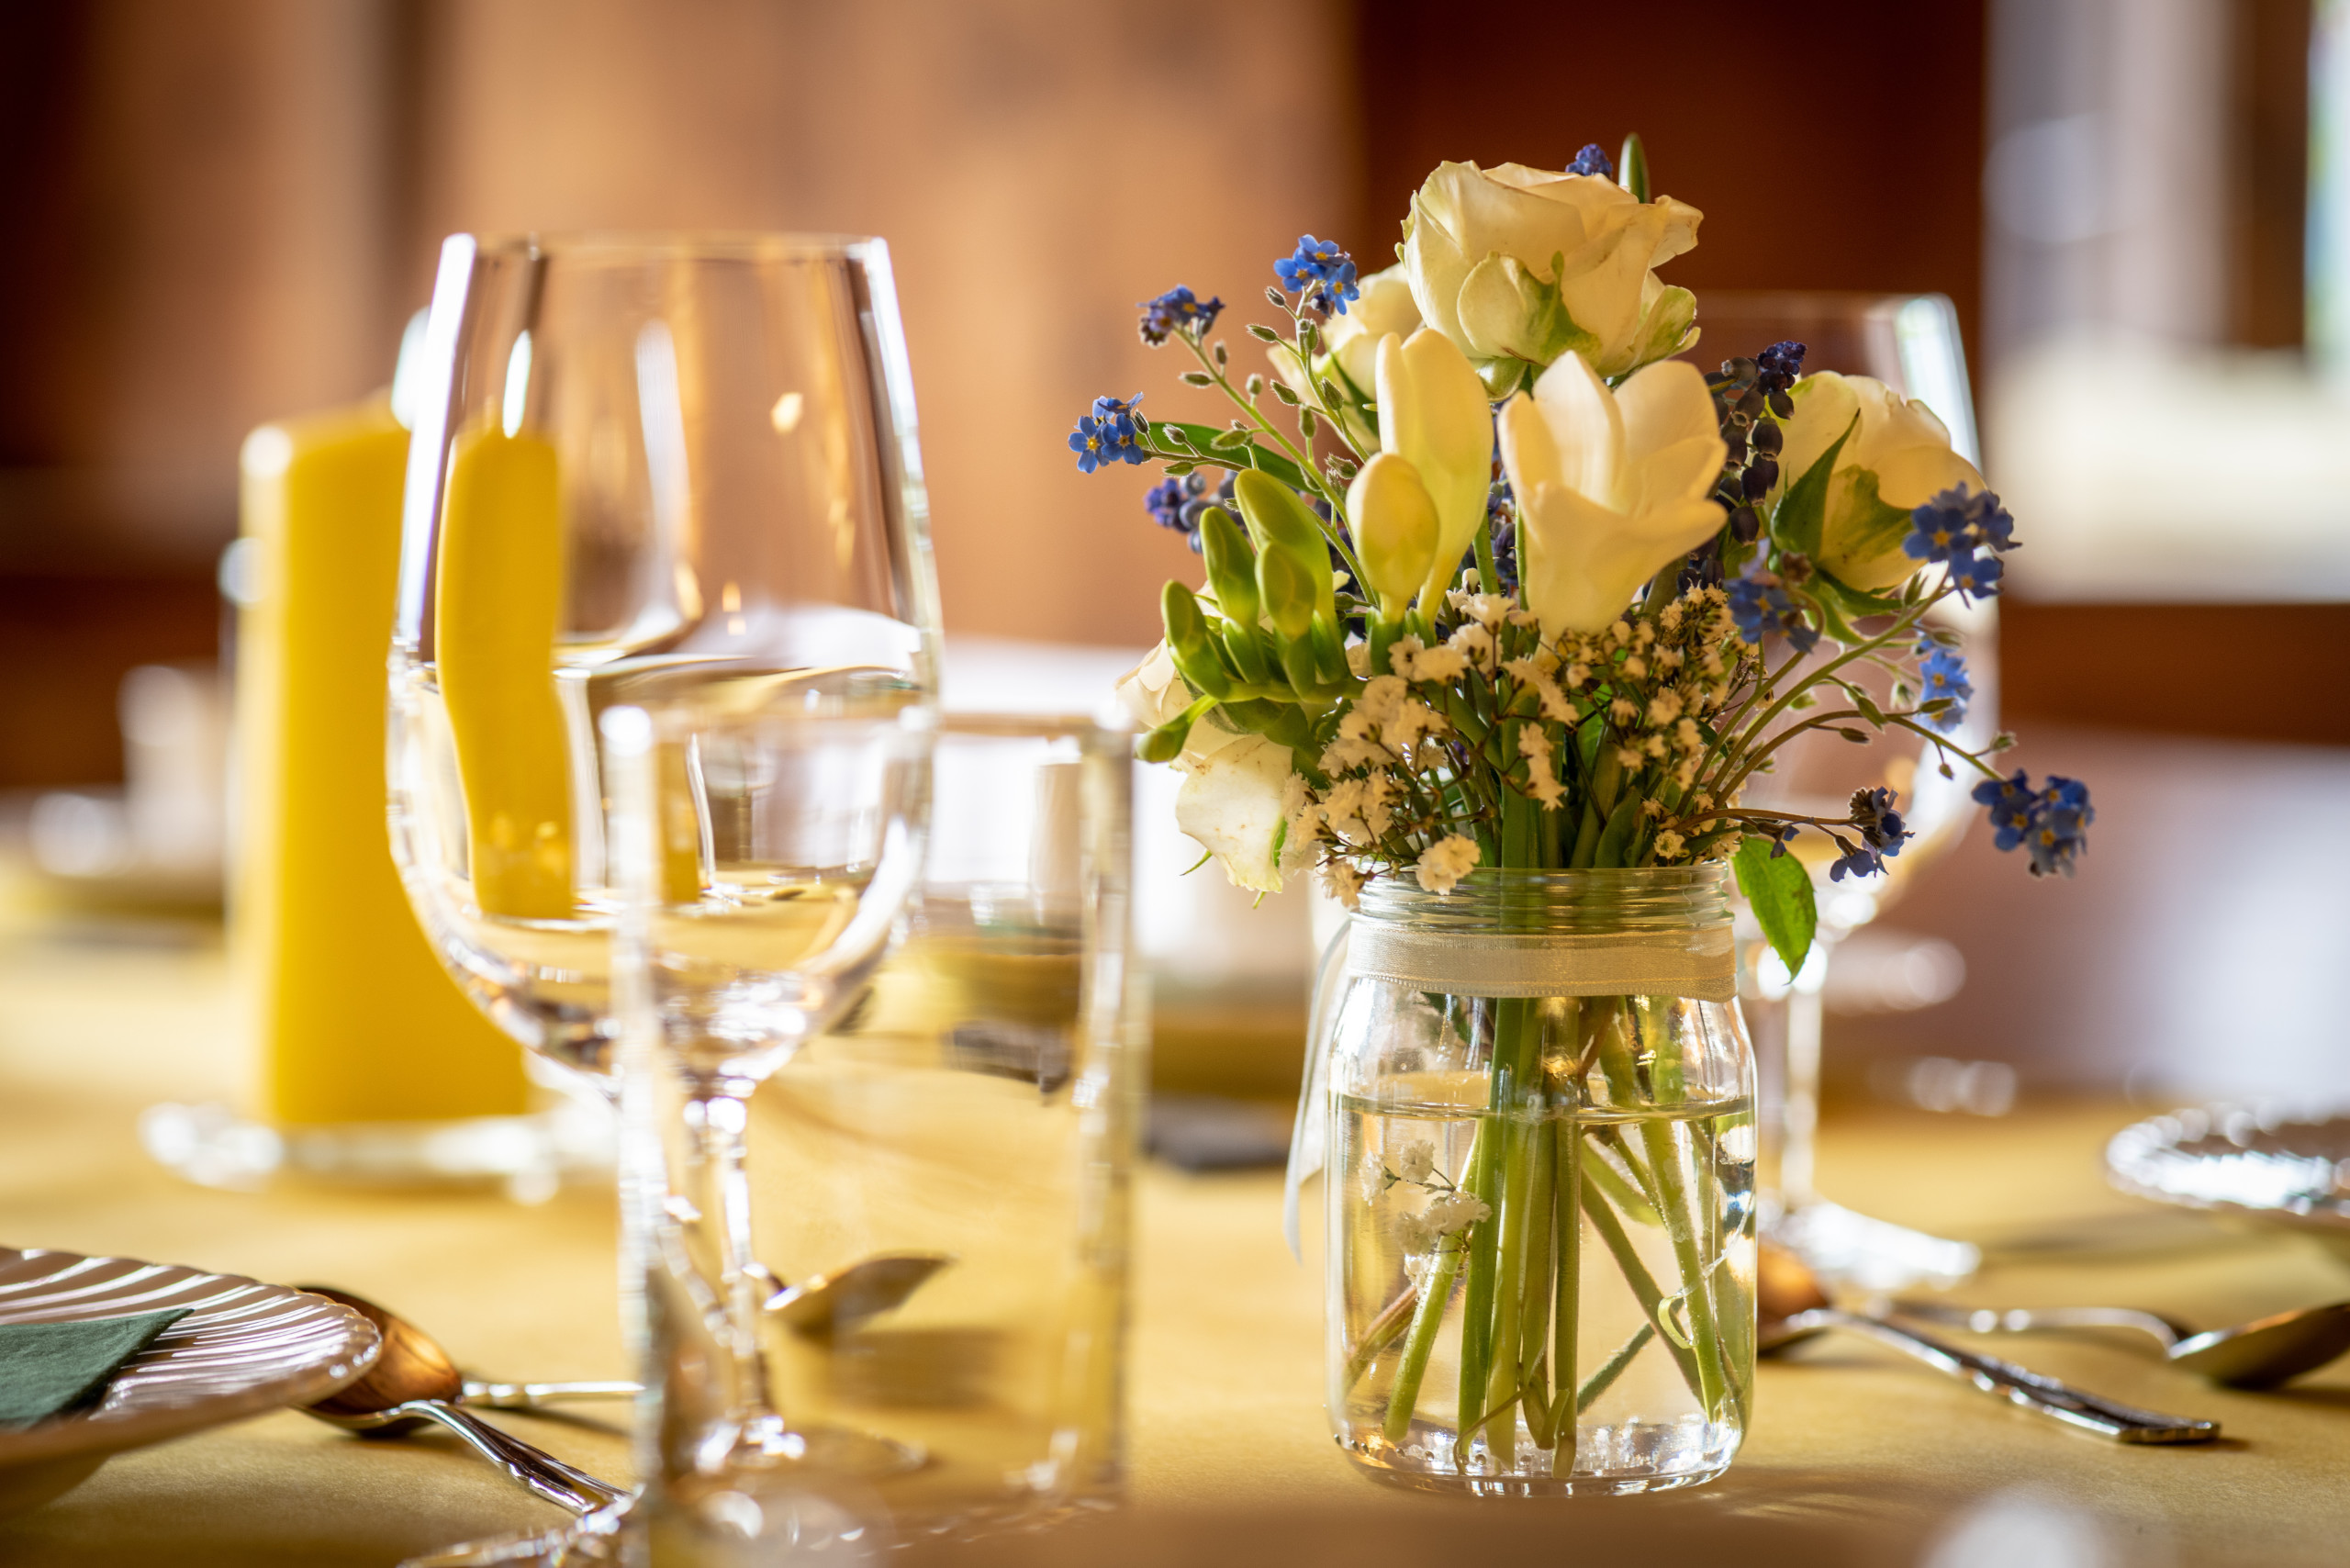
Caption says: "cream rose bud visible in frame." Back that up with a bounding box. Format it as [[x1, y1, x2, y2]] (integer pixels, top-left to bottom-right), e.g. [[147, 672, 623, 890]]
[[1497, 353, 1728, 636], [1404, 160, 1702, 392], [1767, 372, 1986, 592], [1113, 644, 1300, 895], [1323, 263, 1422, 397], [1267, 263, 1422, 454]]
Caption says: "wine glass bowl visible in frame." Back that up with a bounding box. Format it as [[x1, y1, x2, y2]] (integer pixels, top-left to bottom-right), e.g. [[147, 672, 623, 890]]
[[386, 234, 939, 1089]]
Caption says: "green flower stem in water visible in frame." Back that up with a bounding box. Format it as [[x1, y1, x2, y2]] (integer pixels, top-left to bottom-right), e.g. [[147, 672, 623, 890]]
[[1579, 1176, 1707, 1406], [1551, 1125, 1583, 1477], [1381, 1121, 1486, 1446]]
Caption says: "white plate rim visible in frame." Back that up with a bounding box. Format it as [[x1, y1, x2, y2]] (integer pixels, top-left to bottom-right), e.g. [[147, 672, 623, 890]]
[[0, 1244, 382, 1471]]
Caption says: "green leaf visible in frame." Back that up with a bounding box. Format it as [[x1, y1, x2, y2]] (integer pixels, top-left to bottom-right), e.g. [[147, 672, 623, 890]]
[[1820, 467, 1917, 582], [1769, 414, 1857, 559], [1617, 132, 1651, 203], [1733, 834, 1817, 977], [1592, 792, 1645, 868]]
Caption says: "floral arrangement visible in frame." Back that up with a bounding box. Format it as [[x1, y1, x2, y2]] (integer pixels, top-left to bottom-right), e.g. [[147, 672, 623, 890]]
[[1099, 140, 2091, 975]]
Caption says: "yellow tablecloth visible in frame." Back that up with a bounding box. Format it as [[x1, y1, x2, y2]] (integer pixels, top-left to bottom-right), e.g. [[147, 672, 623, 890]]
[[4, 921, 2348, 1564]]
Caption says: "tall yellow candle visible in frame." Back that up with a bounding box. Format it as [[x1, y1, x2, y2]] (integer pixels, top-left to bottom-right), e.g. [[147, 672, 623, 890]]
[[236, 398, 530, 1125]]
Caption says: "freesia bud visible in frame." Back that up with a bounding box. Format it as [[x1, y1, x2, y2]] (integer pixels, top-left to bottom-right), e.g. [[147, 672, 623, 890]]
[[1159, 580, 1230, 699], [1233, 469, 1335, 627], [1347, 453, 1439, 617], [1375, 329, 1491, 605]]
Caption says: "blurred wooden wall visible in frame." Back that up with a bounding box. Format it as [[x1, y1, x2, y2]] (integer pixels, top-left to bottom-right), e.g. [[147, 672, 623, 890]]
[[0, 0, 1355, 785]]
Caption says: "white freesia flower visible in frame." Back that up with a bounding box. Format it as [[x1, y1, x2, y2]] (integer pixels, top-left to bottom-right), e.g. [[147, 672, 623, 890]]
[[1497, 353, 1728, 636], [1404, 160, 1702, 392], [1377, 329, 1493, 606], [1767, 372, 1986, 591], [1114, 643, 1297, 894]]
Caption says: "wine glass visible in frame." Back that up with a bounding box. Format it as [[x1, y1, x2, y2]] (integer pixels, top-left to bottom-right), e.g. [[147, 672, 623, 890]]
[[604, 694, 932, 1539], [1695, 293, 1995, 1286], [384, 232, 942, 1558], [388, 233, 941, 1091]]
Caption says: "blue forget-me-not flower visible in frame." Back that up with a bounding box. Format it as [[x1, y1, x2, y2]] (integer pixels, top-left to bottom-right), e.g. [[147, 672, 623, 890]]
[[1069, 394, 1147, 474], [1274, 237, 1360, 316], [1916, 636, 1973, 734], [1137, 286, 1224, 347], [1905, 487, 2017, 603], [1830, 785, 1910, 880], [1971, 769, 2094, 878], [1727, 568, 1818, 654]]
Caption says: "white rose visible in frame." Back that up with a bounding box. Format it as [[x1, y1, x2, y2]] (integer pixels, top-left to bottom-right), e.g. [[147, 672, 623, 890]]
[[1767, 372, 1986, 592], [1404, 160, 1702, 394], [1497, 353, 1728, 636], [1270, 263, 1422, 453], [1114, 644, 1300, 895]]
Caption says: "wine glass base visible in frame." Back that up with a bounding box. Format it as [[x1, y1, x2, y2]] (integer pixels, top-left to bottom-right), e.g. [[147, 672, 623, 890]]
[[1765, 1196, 1981, 1291], [713, 1419, 928, 1481], [399, 1461, 897, 1567]]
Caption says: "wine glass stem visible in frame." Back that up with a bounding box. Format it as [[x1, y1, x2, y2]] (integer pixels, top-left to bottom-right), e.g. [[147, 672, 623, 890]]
[[685, 1085, 779, 1429], [1782, 980, 1821, 1207]]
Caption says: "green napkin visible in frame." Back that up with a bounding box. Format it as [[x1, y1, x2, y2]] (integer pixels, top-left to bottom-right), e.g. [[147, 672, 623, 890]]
[[0, 1309, 191, 1428]]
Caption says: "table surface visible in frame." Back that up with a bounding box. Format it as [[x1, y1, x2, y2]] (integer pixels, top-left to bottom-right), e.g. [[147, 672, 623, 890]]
[[4, 914, 2348, 1565]]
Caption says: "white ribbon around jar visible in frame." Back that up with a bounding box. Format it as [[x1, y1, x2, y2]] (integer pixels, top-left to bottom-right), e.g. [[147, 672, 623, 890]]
[[1281, 922, 1737, 1257]]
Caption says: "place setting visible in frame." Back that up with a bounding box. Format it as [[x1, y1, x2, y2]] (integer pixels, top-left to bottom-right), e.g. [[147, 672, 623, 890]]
[[7, 12, 2350, 1565]]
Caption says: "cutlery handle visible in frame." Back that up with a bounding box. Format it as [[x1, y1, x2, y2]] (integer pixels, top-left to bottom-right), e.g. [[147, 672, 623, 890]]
[[1804, 1309, 2220, 1444], [1892, 1301, 2185, 1349], [399, 1401, 632, 1512], [463, 1378, 643, 1410]]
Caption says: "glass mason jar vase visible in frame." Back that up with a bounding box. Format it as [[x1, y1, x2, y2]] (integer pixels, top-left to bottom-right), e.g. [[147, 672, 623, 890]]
[[1316, 867, 1756, 1495]]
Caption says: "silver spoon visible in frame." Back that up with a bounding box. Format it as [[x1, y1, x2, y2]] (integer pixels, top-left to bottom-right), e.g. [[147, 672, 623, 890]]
[[1757, 1247, 2221, 1444], [1893, 1297, 2350, 1389], [296, 1285, 630, 1515]]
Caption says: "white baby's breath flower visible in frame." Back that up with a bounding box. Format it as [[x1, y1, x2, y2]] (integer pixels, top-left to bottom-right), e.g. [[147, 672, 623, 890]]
[[1363, 772, 1400, 838], [1675, 717, 1702, 751], [1321, 858, 1367, 909], [1394, 1141, 1438, 1184], [1616, 745, 1644, 769], [1621, 655, 1648, 678], [1404, 641, 1472, 683], [1517, 725, 1565, 808], [1415, 834, 1482, 894], [1647, 689, 1684, 725], [1503, 655, 1577, 723], [1423, 1190, 1493, 1235], [1393, 1209, 1436, 1255], [1654, 829, 1686, 860], [1609, 697, 1638, 724], [1445, 622, 1495, 674]]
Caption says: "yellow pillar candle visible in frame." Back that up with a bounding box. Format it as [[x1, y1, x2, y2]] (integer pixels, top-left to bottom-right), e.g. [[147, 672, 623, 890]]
[[235, 398, 530, 1125], [434, 425, 574, 919]]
